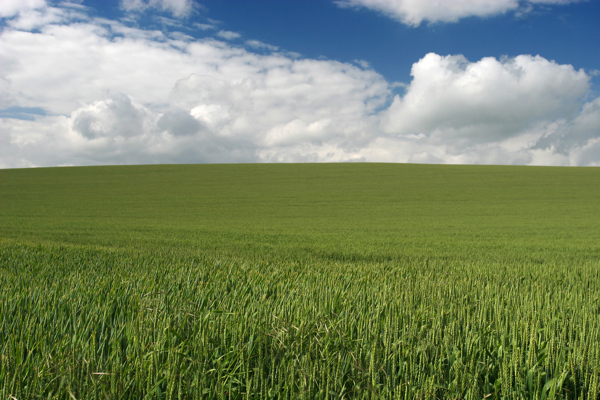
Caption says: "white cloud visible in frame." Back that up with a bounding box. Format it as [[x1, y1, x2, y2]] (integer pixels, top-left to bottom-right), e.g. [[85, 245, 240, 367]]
[[1, 2, 600, 167], [353, 59, 371, 69], [0, 77, 16, 109], [373, 52, 600, 166], [71, 92, 155, 139], [336, 0, 584, 26], [0, 3, 389, 167], [0, 1, 90, 30], [216, 30, 241, 40], [157, 108, 205, 136], [246, 40, 279, 52], [194, 22, 215, 30], [336, 0, 517, 26], [120, 0, 196, 18], [381, 53, 589, 144], [0, 0, 46, 18], [534, 96, 600, 155]]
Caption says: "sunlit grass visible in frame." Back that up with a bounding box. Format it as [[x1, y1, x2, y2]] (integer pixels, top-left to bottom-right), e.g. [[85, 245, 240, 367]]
[[1, 163, 600, 398]]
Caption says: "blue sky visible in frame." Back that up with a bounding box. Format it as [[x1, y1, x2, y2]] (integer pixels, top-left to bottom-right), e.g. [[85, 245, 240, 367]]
[[1, 0, 599, 167], [201, 0, 600, 85], [82, 0, 600, 88]]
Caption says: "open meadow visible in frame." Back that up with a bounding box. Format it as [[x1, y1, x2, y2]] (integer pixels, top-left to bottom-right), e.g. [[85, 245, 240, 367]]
[[1, 163, 600, 399]]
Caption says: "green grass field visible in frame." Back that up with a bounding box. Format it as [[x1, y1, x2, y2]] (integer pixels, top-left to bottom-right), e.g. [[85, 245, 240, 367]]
[[1, 163, 600, 399]]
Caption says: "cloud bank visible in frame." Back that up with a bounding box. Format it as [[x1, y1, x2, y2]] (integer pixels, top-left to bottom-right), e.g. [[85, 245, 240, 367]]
[[1, 1, 599, 168], [336, 0, 584, 26]]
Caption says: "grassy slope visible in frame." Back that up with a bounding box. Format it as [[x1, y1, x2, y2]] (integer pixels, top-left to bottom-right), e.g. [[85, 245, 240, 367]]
[[1, 163, 599, 264]]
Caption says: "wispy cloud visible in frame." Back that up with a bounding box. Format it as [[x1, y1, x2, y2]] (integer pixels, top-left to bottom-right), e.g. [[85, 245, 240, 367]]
[[120, 0, 197, 18], [245, 39, 279, 52], [216, 30, 241, 40]]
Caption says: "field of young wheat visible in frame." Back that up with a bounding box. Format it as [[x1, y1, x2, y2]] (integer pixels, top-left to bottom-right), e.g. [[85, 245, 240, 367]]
[[1, 163, 600, 399]]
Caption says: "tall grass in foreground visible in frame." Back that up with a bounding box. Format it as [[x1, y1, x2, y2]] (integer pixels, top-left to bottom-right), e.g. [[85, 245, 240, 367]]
[[3, 240, 600, 399], [2, 163, 600, 398]]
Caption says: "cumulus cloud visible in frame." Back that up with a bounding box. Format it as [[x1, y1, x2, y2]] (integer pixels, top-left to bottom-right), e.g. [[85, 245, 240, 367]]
[[372, 52, 600, 166], [0, 0, 46, 18], [0, 3, 389, 167], [72, 93, 154, 139], [381, 53, 589, 144], [0, 77, 16, 109], [534, 97, 600, 156], [157, 109, 205, 136], [0, 1, 89, 31], [336, 0, 584, 26], [1, 2, 600, 167]]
